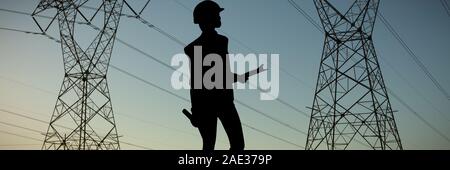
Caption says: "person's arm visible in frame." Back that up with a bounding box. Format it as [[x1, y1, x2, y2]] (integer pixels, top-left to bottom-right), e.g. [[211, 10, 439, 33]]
[[223, 37, 267, 83], [234, 65, 267, 83]]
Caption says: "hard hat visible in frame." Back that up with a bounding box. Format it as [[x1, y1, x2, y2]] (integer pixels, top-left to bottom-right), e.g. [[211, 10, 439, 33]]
[[193, 0, 224, 24]]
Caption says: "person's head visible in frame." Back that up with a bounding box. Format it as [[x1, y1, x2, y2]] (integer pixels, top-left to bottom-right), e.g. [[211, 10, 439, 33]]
[[193, 0, 224, 32]]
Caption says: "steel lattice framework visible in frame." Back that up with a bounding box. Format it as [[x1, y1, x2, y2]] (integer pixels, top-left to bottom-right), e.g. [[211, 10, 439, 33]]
[[32, 0, 126, 150], [306, 0, 402, 150]]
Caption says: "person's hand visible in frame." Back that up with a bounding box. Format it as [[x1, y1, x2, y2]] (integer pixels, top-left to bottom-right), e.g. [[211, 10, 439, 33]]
[[256, 65, 268, 73], [190, 108, 199, 128]]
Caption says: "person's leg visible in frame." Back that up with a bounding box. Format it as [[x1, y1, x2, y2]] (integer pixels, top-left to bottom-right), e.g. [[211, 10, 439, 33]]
[[219, 103, 245, 151], [197, 110, 218, 151]]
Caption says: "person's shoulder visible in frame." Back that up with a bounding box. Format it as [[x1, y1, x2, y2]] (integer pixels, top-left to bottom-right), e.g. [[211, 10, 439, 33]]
[[217, 34, 229, 42], [184, 38, 201, 54]]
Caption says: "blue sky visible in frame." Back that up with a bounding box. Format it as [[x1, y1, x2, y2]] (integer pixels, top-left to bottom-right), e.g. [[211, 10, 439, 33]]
[[0, 0, 449, 150]]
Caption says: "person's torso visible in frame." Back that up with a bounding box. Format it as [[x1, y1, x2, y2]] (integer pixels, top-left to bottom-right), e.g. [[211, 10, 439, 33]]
[[185, 32, 234, 102]]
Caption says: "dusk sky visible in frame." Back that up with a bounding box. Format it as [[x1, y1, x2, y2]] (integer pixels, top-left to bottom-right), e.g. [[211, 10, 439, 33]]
[[0, 0, 449, 150]]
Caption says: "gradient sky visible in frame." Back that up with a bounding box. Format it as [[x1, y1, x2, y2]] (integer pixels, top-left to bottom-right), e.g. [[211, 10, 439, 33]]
[[0, 0, 449, 150]]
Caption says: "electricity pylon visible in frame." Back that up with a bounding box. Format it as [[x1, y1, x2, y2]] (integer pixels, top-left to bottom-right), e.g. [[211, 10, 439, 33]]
[[306, 0, 402, 150], [32, 0, 131, 150]]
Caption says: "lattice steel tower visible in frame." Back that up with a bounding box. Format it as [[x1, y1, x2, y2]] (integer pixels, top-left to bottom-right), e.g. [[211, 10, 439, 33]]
[[32, 0, 125, 150], [306, 0, 402, 150]]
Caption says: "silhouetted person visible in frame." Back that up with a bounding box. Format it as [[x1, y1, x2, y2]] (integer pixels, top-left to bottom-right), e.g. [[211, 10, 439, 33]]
[[184, 0, 264, 151]]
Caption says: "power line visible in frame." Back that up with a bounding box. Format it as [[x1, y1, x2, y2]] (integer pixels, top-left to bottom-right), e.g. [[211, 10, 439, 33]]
[[284, 0, 325, 88], [0, 120, 153, 150], [380, 58, 450, 122], [110, 65, 190, 102], [1, 103, 301, 149], [336, 10, 450, 144], [2, 59, 304, 148], [0, 26, 42, 35], [114, 39, 174, 70], [378, 13, 450, 100], [0, 120, 43, 134], [0, 76, 202, 139], [0, 130, 42, 142], [172, 0, 192, 12], [0, 75, 252, 147], [120, 141, 153, 150], [114, 111, 201, 138], [79, 5, 186, 46], [0, 108, 53, 125], [0, 108, 153, 150], [242, 124, 304, 149], [0, 106, 301, 149], [370, 16, 450, 143], [110, 66, 304, 148], [0, 144, 41, 147], [387, 89, 450, 143], [0, 115, 153, 150], [0, 25, 60, 44], [0, 100, 165, 149], [1, 98, 196, 148], [282, 0, 335, 97], [1, 100, 187, 148], [1, 114, 154, 150], [287, 0, 323, 33], [0, 75, 55, 95], [440, 0, 450, 17], [235, 100, 307, 136]]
